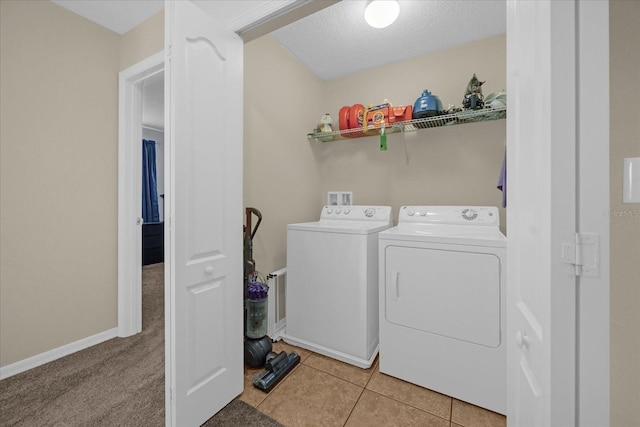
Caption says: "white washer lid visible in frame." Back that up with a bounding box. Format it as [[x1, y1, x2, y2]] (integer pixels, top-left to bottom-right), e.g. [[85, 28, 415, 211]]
[[287, 205, 393, 235], [288, 220, 391, 235]]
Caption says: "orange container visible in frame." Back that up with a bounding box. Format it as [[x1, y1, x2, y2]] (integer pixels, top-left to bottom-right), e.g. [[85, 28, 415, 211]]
[[362, 104, 413, 134], [338, 104, 366, 137], [364, 103, 390, 134], [349, 104, 366, 137], [338, 106, 351, 131], [388, 105, 413, 124]]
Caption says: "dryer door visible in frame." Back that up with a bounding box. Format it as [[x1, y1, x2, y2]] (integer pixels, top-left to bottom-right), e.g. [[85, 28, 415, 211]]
[[384, 245, 502, 347]]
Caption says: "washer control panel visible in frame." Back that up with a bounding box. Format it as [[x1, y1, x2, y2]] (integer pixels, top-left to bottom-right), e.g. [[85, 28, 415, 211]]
[[400, 206, 499, 226], [321, 205, 392, 224]]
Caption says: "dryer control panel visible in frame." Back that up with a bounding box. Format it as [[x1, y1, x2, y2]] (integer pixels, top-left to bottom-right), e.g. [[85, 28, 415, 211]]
[[399, 206, 499, 226]]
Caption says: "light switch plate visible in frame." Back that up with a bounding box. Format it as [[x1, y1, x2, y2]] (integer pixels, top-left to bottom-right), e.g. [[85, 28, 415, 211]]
[[623, 157, 640, 203]]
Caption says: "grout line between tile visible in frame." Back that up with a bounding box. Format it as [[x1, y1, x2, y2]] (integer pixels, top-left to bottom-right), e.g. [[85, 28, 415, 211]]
[[362, 362, 377, 389], [300, 363, 375, 389], [364, 388, 453, 425], [304, 364, 347, 383], [341, 383, 366, 427]]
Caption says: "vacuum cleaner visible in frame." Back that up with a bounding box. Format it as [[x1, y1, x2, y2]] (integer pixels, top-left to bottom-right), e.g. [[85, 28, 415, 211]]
[[243, 207, 300, 391], [243, 207, 272, 367]]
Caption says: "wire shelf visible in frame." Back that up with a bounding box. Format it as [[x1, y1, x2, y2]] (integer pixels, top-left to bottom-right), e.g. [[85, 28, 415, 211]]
[[307, 105, 507, 142]]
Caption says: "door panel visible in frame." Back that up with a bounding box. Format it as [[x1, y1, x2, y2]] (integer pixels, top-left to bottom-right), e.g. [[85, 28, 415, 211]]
[[182, 37, 225, 261], [165, 1, 243, 426]]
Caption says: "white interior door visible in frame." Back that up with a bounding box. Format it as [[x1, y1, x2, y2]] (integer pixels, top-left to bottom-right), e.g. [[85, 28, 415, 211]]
[[506, 1, 578, 425], [165, 1, 243, 426], [507, 1, 610, 425]]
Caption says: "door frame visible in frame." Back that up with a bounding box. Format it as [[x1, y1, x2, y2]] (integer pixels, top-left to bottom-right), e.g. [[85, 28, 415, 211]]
[[575, 1, 610, 425], [118, 51, 165, 337]]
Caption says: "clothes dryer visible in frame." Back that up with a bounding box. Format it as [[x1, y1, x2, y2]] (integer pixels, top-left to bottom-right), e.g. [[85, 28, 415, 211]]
[[378, 206, 506, 414], [284, 205, 392, 368]]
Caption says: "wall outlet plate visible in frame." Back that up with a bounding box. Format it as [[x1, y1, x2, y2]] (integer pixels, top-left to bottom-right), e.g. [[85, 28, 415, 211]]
[[327, 191, 353, 206]]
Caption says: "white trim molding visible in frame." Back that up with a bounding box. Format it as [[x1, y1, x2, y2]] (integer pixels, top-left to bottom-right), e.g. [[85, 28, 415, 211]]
[[225, 0, 307, 33], [0, 328, 118, 380]]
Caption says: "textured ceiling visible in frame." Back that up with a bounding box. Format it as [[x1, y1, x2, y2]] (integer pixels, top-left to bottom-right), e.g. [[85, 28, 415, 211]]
[[271, 0, 506, 81], [50, 0, 506, 82]]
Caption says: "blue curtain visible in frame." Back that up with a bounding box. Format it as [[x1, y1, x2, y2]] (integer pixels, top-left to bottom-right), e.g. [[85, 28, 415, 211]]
[[142, 139, 160, 223]]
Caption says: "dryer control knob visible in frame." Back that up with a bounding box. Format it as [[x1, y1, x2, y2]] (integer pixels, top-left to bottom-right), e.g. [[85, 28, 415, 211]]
[[407, 209, 415, 216], [462, 208, 478, 220], [327, 208, 333, 214], [344, 209, 350, 214], [364, 208, 376, 217], [335, 209, 342, 214], [419, 210, 427, 216]]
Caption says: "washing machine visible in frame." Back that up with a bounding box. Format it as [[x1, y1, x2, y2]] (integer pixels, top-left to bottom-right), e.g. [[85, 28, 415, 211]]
[[378, 206, 506, 414], [283, 205, 393, 368]]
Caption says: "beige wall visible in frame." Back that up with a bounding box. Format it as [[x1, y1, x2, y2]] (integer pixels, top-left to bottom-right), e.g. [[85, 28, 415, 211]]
[[243, 36, 325, 275], [244, 35, 506, 277], [610, 1, 640, 426], [0, 1, 121, 366], [0, 1, 164, 368], [120, 10, 164, 71]]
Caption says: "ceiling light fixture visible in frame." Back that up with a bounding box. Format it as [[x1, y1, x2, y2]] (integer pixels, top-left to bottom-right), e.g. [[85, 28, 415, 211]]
[[364, 0, 400, 29]]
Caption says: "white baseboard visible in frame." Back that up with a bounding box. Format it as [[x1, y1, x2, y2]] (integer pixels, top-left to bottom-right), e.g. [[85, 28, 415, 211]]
[[0, 327, 118, 380]]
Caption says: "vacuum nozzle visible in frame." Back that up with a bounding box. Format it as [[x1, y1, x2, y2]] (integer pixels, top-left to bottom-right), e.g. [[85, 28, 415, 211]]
[[252, 351, 300, 393]]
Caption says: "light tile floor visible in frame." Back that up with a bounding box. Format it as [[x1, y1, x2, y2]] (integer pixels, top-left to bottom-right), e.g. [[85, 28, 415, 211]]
[[239, 341, 506, 427]]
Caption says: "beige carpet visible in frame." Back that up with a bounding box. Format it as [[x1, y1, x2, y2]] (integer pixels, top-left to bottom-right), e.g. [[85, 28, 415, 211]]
[[0, 263, 283, 427]]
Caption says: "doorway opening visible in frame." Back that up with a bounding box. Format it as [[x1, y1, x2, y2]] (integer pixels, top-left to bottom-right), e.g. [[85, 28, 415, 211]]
[[118, 52, 165, 337]]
